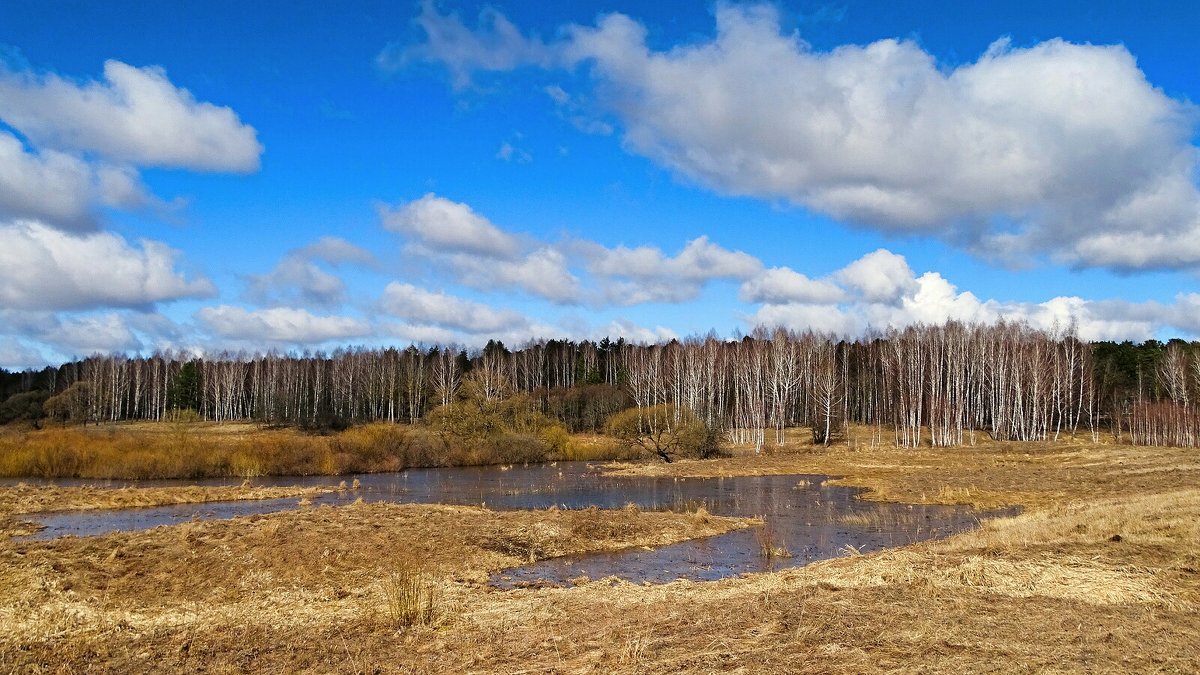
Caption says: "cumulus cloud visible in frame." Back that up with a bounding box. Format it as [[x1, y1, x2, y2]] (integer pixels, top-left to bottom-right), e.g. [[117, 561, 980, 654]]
[[379, 282, 531, 334], [382, 322, 464, 347], [197, 306, 370, 344], [739, 248, 1196, 341], [399, 3, 1200, 272], [0, 132, 159, 230], [593, 318, 678, 345], [835, 249, 919, 305], [585, 235, 762, 305], [245, 237, 377, 308], [441, 246, 580, 303], [0, 220, 215, 310], [0, 58, 259, 232], [589, 235, 761, 282], [380, 193, 521, 259], [752, 302, 859, 338], [380, 194, 582, 302], [746, 249, 1006, 336], [42, 313, 143, 355], [0, 59, 262, 172], [295, 236, 378, 266], [740, 267, 846, 305], [0, 308, 192, 366]]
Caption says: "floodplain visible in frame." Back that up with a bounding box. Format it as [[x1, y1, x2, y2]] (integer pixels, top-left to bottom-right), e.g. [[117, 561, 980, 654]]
[[1, 425, 1198, 673]]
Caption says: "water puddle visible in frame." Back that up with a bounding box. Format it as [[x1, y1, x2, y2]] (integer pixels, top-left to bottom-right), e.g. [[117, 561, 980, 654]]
[[10, 463, 1015, 585]]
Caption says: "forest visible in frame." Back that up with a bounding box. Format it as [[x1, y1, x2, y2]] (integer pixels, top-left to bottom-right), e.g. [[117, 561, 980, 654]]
[[1, 319, 1197, 450]]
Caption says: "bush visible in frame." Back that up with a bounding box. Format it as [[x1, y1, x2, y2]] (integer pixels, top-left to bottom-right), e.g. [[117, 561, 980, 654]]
[[607, 404, 724, 463], [0, 390, 49, 427]]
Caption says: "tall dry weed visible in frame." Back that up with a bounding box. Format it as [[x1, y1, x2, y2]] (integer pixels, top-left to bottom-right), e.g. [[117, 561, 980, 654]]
[[380, 563, 440, 629]]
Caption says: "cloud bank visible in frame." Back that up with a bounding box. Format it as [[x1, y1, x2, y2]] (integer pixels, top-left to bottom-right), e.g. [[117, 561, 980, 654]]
[[397, 2, 1200, 272]]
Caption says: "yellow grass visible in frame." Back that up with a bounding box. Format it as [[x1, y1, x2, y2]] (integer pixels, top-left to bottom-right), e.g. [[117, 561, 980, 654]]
[[0, 482, 336, 538], [0, 428, 1197, 672], [0, 421, 640, 481]]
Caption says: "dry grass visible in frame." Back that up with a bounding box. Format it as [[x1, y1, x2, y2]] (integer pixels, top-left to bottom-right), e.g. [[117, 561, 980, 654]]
[[0, 501, 751, 672], [606, 424, 1198, 511], [380, 562, 441, 629], [0, 430, 1197, 673], [0, 483, 333, 539], [0, 420, 572, 480]]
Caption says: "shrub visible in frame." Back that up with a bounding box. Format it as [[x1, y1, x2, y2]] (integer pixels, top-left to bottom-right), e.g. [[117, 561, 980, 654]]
[[607, 404, 724, 463]]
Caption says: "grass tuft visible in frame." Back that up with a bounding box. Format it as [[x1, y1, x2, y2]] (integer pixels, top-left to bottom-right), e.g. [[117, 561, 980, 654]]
[[380, 562, 440, 630]]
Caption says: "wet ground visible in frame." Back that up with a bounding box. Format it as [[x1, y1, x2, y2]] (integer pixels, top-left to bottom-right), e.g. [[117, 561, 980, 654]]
[[11, 462, 1013, 585]]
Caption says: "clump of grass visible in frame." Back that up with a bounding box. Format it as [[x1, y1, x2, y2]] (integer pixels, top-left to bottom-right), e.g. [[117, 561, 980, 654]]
[[936, 485, 976, 503], [380, 563, 440, 629], [755, 523, 792, 565]]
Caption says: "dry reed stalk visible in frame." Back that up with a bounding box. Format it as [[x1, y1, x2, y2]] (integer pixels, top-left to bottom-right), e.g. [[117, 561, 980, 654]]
[[380, 563, 440, 629]]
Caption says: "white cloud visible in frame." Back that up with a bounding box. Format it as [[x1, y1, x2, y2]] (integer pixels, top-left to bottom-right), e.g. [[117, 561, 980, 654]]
[[748, 250, 999, 336], [379, 282, 531, 334], [0, 309, 192, 366], [564, 8, 1200, 270], [741, 247, 1193, 341], [0, 338, 47, 371], [0, 220, 215, 310], [295, 236, 378, 267], [197, 306, 370, 343], [751, 302, 858, 337], [245, 237, 377, 308], [380, 194, 582, 303], [836, 249, 919, 305], [245, 257, 345, 308], [593, 318, 678, 345], [0, 131, 159, 229], [43, 313, 143, 355], [586, 235, 762, 304], [401, 3, 1200, 272], [378, 0, 552, 89], [590, 235, 761, 282], [380, 193, 521, 259], [443, 246, 580, 303], [544, 84, 570, 105], [0, 59, 262, 172], [740, 267, 845, 305], [380, 196, 762, 307], [382, 322, 463, 347]]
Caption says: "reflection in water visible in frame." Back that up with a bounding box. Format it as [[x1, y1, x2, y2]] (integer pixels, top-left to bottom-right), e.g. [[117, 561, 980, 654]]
[[15, 462, 1014, 586]]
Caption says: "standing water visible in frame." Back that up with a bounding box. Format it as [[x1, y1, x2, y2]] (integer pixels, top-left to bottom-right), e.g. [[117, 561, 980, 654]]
[[12, 462, 1013, 585]]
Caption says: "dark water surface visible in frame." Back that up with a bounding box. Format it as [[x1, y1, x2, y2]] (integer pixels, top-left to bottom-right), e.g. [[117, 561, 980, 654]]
[[12, 463, 1014, 586]]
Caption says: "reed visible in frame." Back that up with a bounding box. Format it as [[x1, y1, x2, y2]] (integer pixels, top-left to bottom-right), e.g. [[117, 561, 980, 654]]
[[380, 563, 440, 629], [0, 420, 582, 479]]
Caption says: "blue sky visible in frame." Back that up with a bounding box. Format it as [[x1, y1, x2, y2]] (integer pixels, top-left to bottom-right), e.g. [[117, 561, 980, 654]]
[[1, 1, 1199, 368]]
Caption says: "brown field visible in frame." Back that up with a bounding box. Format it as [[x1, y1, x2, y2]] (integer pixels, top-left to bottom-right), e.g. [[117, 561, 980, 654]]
[[1, 427, 1198, 673], [0, 421, 629, 481], [0, 483, 335, 539]]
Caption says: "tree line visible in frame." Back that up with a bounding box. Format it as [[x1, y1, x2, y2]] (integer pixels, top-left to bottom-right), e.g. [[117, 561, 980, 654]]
[[2, 321, 1198, 448]]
